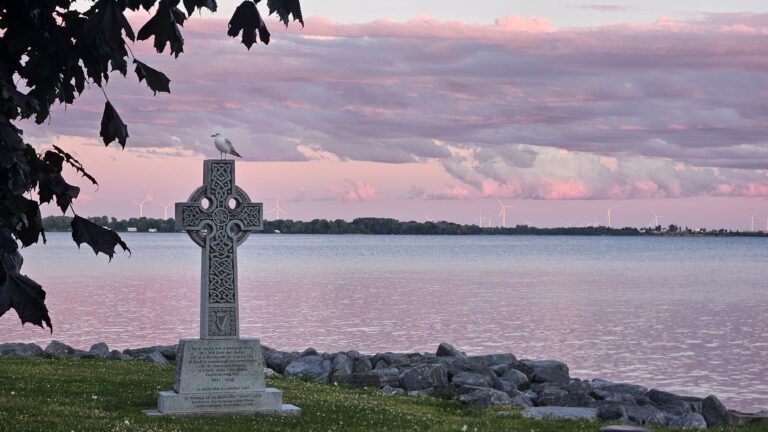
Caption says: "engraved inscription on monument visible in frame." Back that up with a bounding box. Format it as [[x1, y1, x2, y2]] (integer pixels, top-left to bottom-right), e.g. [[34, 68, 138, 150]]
[[174, 338, 265, 394]]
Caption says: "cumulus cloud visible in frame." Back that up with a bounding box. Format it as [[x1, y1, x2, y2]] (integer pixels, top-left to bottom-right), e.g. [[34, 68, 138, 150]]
[[21, 12, 768, 199], [332, 179, 378, 203], [407, 185, 472, 200]]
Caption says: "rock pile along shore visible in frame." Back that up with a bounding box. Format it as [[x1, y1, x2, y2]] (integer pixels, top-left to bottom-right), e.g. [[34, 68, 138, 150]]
[[2, 340, 766, 429]]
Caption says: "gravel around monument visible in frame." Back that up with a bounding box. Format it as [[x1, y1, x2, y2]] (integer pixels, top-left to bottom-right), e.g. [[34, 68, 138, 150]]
[[2, 340, 766, 430]]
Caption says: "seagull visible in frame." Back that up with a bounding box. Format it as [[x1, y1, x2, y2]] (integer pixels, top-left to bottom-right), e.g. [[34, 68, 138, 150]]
[[211, 132, 242, 159]]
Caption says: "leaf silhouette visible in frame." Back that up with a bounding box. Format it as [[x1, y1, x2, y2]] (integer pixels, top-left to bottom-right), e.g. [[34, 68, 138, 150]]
[[51, 145, 98, 187], [134, 60, 171, 95], [127, 0, 157, 11], [228, 1, 270, 49], [0, 231, 52, 332], [100, 101, 129, 148], [137, 0, 186, 57], [183, 0, 218, 16], [71, 216, 130, 261], [267, 0, 304, 27]]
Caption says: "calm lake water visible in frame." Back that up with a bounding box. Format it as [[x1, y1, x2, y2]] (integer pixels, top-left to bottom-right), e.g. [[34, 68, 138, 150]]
[[2, 233, 767, 411]]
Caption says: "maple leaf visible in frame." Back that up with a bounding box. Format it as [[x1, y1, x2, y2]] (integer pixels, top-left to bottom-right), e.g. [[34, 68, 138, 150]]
[[267, 0, 304, 27], [134, 60, 171, 95], [137, 0, 186, 57], [71, 216, 130, 261], [0, 231, 52, 332], [228, 1, 271, 49], [100, 101, 129, 148]]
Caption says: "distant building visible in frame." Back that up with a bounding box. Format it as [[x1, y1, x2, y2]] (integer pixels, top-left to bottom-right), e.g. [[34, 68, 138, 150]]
[[127, 227, 137, 232], [148, 228, 158, 233]]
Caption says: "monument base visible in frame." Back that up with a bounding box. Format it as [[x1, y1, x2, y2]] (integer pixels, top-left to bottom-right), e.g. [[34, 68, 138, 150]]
[[151, 389, 300, 416], [152, 337, 299, 416]]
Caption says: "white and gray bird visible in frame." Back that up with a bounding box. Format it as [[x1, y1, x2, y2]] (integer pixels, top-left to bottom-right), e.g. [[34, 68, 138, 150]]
[[211, 132, 242, 159]]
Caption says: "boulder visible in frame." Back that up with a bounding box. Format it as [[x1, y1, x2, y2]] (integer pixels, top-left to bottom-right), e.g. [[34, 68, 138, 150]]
[[284, 355, 331, 382], [523, 406, 598, 421], [0, 343, 44, 358], [336, 368, 400, 388], [124, 345, 177, 361], [667, 412, 707, 429], [624, 404, 666, 425], [372, 352, 411, 369], [592, 381, 647, 398], [436, 342, 466, 358], [300, 347, 319, 357], [597, 402, 629, 421], [489, 364, 510, 377], [44, 340, 74, 358], [647, 389, 697, 415], [263, 350, 300, 373], [106, 350, 132, 361], [88, 342, 110, 357], [353, 356, 373, 373], [263, 367, 278, 377], [517, 360, 570, 385], [499, 368, 529, 388], [380, 385, 406, 396], [137, 350, 169, 365], [727, 410, 768, 427], [399, 364, 450, 393], [701, 395, 729, 427], [507, 389, 535, 408], [451, 372, 492, 388], [329, 353, 354, 382], [468, 353, 516, 367], [599, 426, 651, 432], [458, 388, 513, 409], [537, 386, 596, 408]]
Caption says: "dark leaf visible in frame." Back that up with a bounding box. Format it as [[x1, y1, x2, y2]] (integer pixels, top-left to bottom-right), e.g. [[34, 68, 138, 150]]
[[137, 1, 185, 57], [0, 116, 25, 150], [183, 0, 217, 16], [5, 196, 45, 247], [52, 145, 99, 187], [38, 173, 81, 214], [134, 60, 171, 95], [127, 0, 157, 11], [267, 0, 304, 27], [71, 216, 130, 261], [172, 7, 188, 27], [228, 1, 270, 49], [0, 230, 52, 332], [100, 101, 129, 148]]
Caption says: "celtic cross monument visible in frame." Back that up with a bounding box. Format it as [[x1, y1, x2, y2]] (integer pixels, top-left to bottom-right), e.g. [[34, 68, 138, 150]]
[[152, 159, 299, 416]]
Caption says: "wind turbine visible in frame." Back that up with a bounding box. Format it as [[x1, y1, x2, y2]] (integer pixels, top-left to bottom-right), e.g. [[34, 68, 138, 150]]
[[270, 196, 286, 220], [603, 205, 618, 228], [765, 216, 768, 234], [157, 202, 171, 219], [497, 199, 513, 228], [747, 214, 757, 232], [650, 210, 663, 228], [484, 214, 494, 227], [132, 196, 151, 218], [474, 212, 485, 228]]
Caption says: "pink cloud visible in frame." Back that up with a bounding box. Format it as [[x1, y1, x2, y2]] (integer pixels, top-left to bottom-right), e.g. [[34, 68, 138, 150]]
[[541, 180, 590, 200], [332, 179, 378, 203]]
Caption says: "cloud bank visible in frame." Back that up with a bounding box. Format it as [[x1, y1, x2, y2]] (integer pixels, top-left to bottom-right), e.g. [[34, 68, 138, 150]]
[[24, 11, 768, 200]]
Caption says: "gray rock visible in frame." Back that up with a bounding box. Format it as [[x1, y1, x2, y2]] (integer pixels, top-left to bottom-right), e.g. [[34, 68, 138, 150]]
[[330, 353, 354, 382], [106, 350, 132, 361], [599, 426, 651, 432], [507, 389, 535, 408], [284, 355, 331, 382], [0, 343, 44, 358], [537, 386, 596, 408], [408, 389, 434, 397], [727, 410, 768, 427], [88, 342, 110, 357], [592, 381, 648, 397], [647, 389, 695, 415], [399, 364, 449, 392], [458, 388, 513, 409], [625, 404, 666, 425], [436, 342, 466, 358], [263, 350, 300, 373], [124, 345, 177, 361], [523, 406, 598, 421], [263, 367, 278, 377], [44, 340, 75, 358], [372, 352, 412, 369], [336, 368, 400, 388], [597, 402, 628, 421], [73, 349, 97, 359], [668, 412, 707, 429], [489, 364, 510, 377], [517, 360, 570, 385], [468, 353, 516, 367], [451, 371, 492, 388], [701, 395, 729, 427], [380, 385, 406, 396], [353, 356, 373, 373], [500, 368, 529, 388], [300, 347, 319, 357], [137, 350, 169, 365]]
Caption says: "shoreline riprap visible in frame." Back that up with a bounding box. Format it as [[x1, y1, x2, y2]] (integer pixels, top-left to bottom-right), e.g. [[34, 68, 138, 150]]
[[2, 340, 766, 429]]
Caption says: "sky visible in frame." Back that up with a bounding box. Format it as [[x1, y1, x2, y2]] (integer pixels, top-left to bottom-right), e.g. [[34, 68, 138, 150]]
[[27, 1, 768, 229]]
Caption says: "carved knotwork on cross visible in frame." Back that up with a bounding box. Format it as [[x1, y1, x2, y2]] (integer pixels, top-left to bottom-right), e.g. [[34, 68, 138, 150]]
[[176, 160, 263, 339]]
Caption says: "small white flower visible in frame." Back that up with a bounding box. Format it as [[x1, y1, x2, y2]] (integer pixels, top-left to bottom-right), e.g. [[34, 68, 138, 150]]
[[91, 395, 98, 399], [123, 420, 130, 426], [10, 391, 15, 395], [461, 425, 467, 432]]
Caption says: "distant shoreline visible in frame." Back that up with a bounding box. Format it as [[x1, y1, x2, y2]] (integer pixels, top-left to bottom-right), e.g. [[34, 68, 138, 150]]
[[42, 215, 768, 237]]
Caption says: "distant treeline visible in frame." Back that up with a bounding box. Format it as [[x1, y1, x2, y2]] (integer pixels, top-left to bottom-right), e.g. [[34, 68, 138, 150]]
[[41, 216, 767, 237]]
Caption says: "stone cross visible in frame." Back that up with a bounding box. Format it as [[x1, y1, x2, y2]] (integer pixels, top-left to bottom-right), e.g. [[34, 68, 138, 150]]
[[175, 160, 262, 339]]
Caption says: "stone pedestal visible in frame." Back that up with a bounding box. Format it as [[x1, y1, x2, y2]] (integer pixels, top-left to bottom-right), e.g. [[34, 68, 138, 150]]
[[150, 338, 299, 416]]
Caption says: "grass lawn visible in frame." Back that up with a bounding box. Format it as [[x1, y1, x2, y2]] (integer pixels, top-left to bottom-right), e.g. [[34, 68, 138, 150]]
[[0, 358, 761, 431]]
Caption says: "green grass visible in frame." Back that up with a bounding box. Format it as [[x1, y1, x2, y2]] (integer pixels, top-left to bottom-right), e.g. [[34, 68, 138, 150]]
[[0, 358, 761, 431]]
